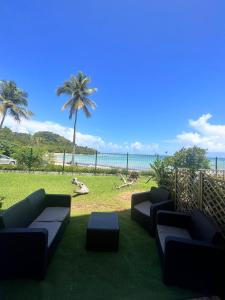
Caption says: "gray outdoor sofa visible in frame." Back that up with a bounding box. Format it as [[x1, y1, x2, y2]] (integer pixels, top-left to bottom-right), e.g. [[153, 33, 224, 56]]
[[156, 209, 225, 294], [0, 189, 71, 280]]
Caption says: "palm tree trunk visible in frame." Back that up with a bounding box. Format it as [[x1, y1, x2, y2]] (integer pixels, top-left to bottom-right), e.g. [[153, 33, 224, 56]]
[[71, 109, 78, 165], [0, 108, 7, 129]]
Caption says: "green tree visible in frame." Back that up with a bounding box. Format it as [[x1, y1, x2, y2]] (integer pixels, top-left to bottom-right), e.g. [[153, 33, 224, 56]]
[[56, 71, 97, 164], [165, 146, 210, 172], [13, 147, 44, 168], [0, 80, 33, 129], [0, 140, 17, 156]]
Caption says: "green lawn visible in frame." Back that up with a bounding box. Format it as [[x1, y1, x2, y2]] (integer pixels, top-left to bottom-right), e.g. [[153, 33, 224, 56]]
[[0, 173, 198, 300]]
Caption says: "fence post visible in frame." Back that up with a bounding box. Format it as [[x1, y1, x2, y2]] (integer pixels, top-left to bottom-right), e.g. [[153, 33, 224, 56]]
[[28, 147, 33, 172], [215, 157, 218, 176], [126, 152, 129, 176], [62, 149, 66, 174], [198, 171, 203, 210], [94, 151, 98, 174], [174, 168, 178, 209]]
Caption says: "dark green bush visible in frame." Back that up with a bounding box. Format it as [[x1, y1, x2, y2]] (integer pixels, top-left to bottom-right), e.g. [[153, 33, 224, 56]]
[[0, 163, 152, 176], [13, 147, 44, 168], [165, 146, 210, 172]]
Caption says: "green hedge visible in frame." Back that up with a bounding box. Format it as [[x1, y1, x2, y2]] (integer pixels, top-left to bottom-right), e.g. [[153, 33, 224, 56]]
[[0, 164, 152, 175]]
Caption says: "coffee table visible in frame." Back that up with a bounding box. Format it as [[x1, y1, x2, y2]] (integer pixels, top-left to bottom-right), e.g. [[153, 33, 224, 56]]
[[86, 212, 119, 251]]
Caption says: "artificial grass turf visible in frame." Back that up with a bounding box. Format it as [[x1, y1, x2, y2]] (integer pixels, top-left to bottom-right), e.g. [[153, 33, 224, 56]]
[[0, 173, 199, 300]]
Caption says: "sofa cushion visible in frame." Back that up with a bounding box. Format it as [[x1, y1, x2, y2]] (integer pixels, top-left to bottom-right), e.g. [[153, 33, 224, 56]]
[[0, 199, 33, 228], [27, 189, 46, 219], [34, 207, 70, 222], [157, 224, 192, 253], [28, 221, 61, 247], [134, 201, 151, 216], [149, 187, 170, 204], [190, 209, 221, 243]]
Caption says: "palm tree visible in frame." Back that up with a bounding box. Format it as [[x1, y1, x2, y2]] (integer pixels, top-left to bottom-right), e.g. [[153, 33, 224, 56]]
[[56, 71, 97, 164], [0, 80, 33, 129]]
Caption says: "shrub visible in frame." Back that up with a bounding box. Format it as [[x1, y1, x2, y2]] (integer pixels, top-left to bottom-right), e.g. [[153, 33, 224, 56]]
[[0, 140, 17, 156], [13, 147, 44, 168], [165, 146, 210, 173], [149, 158, 173, 189], [0, 163, 131, 175]]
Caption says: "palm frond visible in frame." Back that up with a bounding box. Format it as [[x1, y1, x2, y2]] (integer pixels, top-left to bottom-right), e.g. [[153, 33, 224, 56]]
[[12, 96, 28, 106], [81, 76, 91, 86], [9, 105, 33, 121], [84, 88, 97, 95], [61, 98, 74, 111], [62, 97, 82, 120], [69, 104, 79, 119], [77, 71, 86, 82], [83, 98, 97, 110], [56, 85, 72, 96], [82, 105, 91, 118], [71, 76, 79, 88], [69, 107, 73, 119]]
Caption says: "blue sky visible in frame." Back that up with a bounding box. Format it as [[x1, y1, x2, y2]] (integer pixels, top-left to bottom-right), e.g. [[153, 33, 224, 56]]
[[1, 0, 225, 154]]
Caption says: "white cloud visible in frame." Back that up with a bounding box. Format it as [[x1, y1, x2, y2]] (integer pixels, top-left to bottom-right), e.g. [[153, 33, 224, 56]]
[[176, 114, 225, 153], [3, 116, 158, 153], [130, 141, 159, 153], [5, 114, 225, 154]]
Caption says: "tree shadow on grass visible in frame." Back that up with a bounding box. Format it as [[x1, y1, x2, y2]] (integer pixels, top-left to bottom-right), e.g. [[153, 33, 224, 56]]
[[0, 208, 201, 300]]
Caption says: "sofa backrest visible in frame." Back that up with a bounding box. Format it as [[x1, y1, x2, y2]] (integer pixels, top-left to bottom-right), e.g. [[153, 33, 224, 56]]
[[149, 187, 170, 204], [0, 199, 34, 229], [27, 189, 46, 219], [0, 189, 46, 229], [190, 209, 222, 244]]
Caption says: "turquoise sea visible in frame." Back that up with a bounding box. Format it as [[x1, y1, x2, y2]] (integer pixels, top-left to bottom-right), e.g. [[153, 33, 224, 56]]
[[54, 153, 225, 171]]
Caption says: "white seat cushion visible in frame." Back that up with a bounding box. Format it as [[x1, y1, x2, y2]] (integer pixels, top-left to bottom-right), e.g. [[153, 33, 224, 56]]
[[157, 224, 192, 253], [29, 221, 61, 247], [34, 207, 69, 222], [134, 201, 151, 216]]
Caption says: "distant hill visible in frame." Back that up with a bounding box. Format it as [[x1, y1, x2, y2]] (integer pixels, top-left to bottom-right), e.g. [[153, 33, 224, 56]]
[[0, 127, 96, 154]]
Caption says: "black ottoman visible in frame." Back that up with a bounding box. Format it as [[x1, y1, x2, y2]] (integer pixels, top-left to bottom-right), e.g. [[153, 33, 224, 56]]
[[86, 212, 119, 251]]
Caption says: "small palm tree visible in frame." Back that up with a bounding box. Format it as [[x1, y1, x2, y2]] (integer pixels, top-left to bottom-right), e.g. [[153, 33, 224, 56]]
[[0, 80, 33, 129], [147, 157, 172, 189], [56, 71, 97, 164]]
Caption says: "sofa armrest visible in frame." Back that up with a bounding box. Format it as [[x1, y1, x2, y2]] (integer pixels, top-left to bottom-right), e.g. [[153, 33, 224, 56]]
[[131, 191, 151, 208], [0, 228, 48, 279], [45, 194, 71, 207], [165, 237, 225, 258], [150, 200, 174, 235], [157, 210, 191, 228], [164, 237, 225, 288], [151, 200, 174, 213]]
